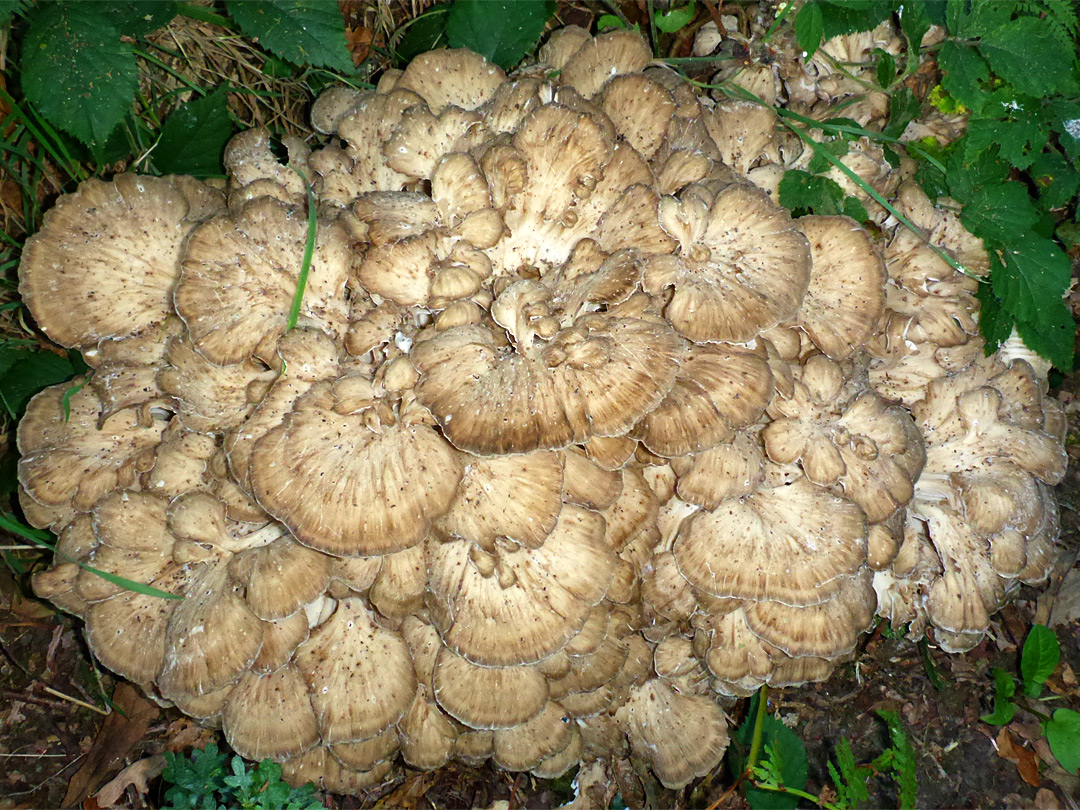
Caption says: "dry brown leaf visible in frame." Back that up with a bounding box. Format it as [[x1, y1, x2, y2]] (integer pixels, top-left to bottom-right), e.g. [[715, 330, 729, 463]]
[[88, 754, 166, 809], [163, 717, 217, 753], [1032, 788, 1062, 810], [62, 684, 159, 807], [996, 727, 1041, 788], [373, 770, 439, 810]]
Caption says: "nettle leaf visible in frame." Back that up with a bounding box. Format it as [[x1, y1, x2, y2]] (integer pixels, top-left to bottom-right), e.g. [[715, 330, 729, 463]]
[[21, 3, 138, 152], [818, 0, 893, 41], [779, 169, 846, 216], [979, 16, 1080, 98], [980, 667, 1018, 725], [153, 87, 235, 177], [445, 0, 555, 70], [937, 42, 989, 114], [1021, 624, 1061, 696], [1031, 152, 1080, 211], [226, 1, 354, 72], [964, 113, 1049, 172], [976, 282, 1015, 352], [960, 182, 1038, 244], [794, 2, 824, 58], [1046, 709, 1080, 774], [898, 1, 932, 64], [655, 1, 695, 34]]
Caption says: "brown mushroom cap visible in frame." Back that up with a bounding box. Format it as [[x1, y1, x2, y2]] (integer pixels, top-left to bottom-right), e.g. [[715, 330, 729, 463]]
[[19, 174, 223, 349], [395, 49, 506, 114], [222, 665, 321, 761]]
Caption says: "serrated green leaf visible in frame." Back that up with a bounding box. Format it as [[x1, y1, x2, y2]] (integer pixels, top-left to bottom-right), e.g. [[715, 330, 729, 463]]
[[806, 137, 849, 172], [393, 3, 450, 64], [226, 0, 354, 72], [735, 704, 809, 810], [829, 738, 872, 809], [0, 350, 77, 418], [153, 87, 234, 177], [109, 1, 178, 36], [873, 47, 896, 87], [980, 16, 1080, 98], [795, 2, 824, 58], [445, 0, 554, 69], [877, 710, 917, 810], [779, 169, 846, 216], [991, 236, 1072, 329], [976, 281, 1015, 352], [960, 182, 1038, 244], [882, 87, 920, 139], [655, 1, 695, 34], [1046, 709, 1080, 774], [818, 0, 893, 41], [1031, 152, 1080, 210], [898, 1, 932, 70], [0, 0, 30, 26], [946, 141, 1011, 202], [1021, 624, 1060, 696], [1016, 303, 1075, 370], [842, 196, 869, 223], [945, 0, 1010, 39], [938, 41, 989, 113], [980, 667, 1018, 725], [22, 3, 138, 152], [965, 113, 1049, 172]]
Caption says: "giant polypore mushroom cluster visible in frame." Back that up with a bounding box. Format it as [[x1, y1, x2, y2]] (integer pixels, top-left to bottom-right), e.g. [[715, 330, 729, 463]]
[[21, 25, 1068, 795]]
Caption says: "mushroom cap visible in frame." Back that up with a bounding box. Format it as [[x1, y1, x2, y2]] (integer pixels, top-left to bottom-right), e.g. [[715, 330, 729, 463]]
[[559, 30, 653, 99], [399, 688, 458, 770], [432, 646, 548, 730], [19, 174, 223, 349], [222, 665, 321, 761], [228, 535, 331, 620], [250, 383, 461, 556], [395, 49, 506, 114]]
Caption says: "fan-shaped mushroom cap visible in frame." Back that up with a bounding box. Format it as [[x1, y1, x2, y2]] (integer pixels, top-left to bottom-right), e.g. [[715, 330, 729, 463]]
[[492, 702, 575, 770], [86, 318, 182, 421], [18, 383, 167, 513], [531, 723, 584, 779], [311, 86, 362, 134], [399, 686, 458, 769], [559, 30, 652, 99], [616, 679, 729, 789], [674, 473, 867, 606], [19, 174, 223, 349], [294, 597, 416, 745], [176, 199, 350, 364], [251, 382, 461, 556], [412, 312, 681, 455], [229, 536, 331, 620], [703, 100, 776, 175], [432, 646, 548, 729], [794, 215, 886, 359], [222, 665, 321, 761], [369, 543, 427, 619], [395, 49, 506, 114], [600, 75, 677, 160], [427, 505, 616, 665], [645, 183, 811, 343]]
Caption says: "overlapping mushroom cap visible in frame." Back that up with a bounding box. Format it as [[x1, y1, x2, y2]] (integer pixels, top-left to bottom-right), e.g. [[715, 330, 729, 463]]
[[18, 21, 1069, 799]]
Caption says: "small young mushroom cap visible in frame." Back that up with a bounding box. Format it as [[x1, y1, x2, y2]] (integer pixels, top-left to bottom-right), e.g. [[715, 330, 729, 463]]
[[702, 100, 776, 175], [437, 451, 563, 551], [176, 199, 350, 364], [385, 106, 486, 180], [369, 543, 427, 619], [253, 612, 310, 673], [539, 26, 592, 70], [426, 505, 616, 665], [32, 563, 87, 618], [616, 679, 729, 789], [599, 75, 677, 160], [19, 174, 223, 349], [158, 562, 265, 700], [559, 30, 653, 99], [411, 313, 681, 455], [395, 49, 506, 114], [330, 728, 400, 772], [336, 89, 422, 194], [399, 686, 458, 769], [294, 597, 416, 745], [250, 382, 461, 556], [142, 428, 217, 498], [561, 449, 623, 511], [18, 382, 167, 513], [87, 318, 182, 422], [228, 535, 331, 621], [531, 724, 584, 779], [492, 702, 575, 771], [311, 86, 362, 133], [601, 469, 659, 552], [645, 183, 811, 343], [793, 215, 886, 359], [432, 646, 548, 729], [78, 491, 174, 602], [222, 665, 321, 761], [223, 129, 310, 203], [632, 343, 773, 457], [674, 474, 867, 606], [673, 431, 765, 509]]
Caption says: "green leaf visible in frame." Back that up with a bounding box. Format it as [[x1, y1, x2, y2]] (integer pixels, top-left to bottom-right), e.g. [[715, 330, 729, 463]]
[[445, 0, 554, 70], [980, 667, 1018, 725], [991, 237, 1072, 328], [0, 349, 78, 418], [828, 738, 872, 810], [873, 47, 896, 87], [393, 3, 450, 64], [979, 16, 1080, 98], [877, 710, 917, 810], [794, 2, 824, 58], [842, 196, 869, 223], [1045, 709, 1080, 774], [0, 0, 31, 26], [946, 142, 1011, 202], [597, 14, 626, 31], [898, 1, 932, 67], [734, 709, 809, 810], [960, 183, 1039, 244], [779, 169, 846, 216], [964, 113, 1049, 172], [882, 87, 920, 139], [153, 87, 234, 177], [1021, 624, 1061, 696], [938, 42, 989, 113], [818, 0, 893, 41], [655, 1, 695, 34], [110, 0, 178, 36], [21, 3, 139, 152], [945, 0, 1010, 39], [1016, 302, 1075, 371], [976, 282, 1015, 352], [226, 0, 354, 72], [806, 137, 849, 172], [1031, 152, 1080, 211]]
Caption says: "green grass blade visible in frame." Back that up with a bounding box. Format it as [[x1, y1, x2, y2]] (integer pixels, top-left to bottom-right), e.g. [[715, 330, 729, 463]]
[[285, 169, 318, 333]]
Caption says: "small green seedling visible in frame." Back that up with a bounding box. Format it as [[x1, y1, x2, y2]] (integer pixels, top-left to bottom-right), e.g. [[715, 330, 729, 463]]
[[982, 624, 1080, 774]]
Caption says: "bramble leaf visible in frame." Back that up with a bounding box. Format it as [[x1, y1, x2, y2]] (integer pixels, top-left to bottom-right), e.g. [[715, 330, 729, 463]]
[[882, 87, 920, 139], [393, 3, 450, 63], [946, 142, 1011, 202], [979, 16, 1080, 98], [0, 348, 79, 418], [778, 169, 846, 216], [964, 113, 1049, 172], [1021, 624, 1060, 696], [945, 0, 1010, 39], [153, 87, 234, 177], [873, 47, 896, 87], [794, 1, 824, 58], [817, 0, 893, 41], [1045, 709, 1080, 774], [110, 0, 178, 36], [0, 0, 30, 26], [990, 238, 1072, 325], [960, 182, 1039, 244], [975, 283, 1015, 353], [1016, 302, 1075, 371], [980, 667, 1018, 725], [1030, 152, 1080, 210], [21, 3, 138, 153], [938, 42, 989, 113], [445, 0, 555, 69], [898, 1, 933, 69], [655, 1, 696, 34], [226, 0, 354, 72]]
